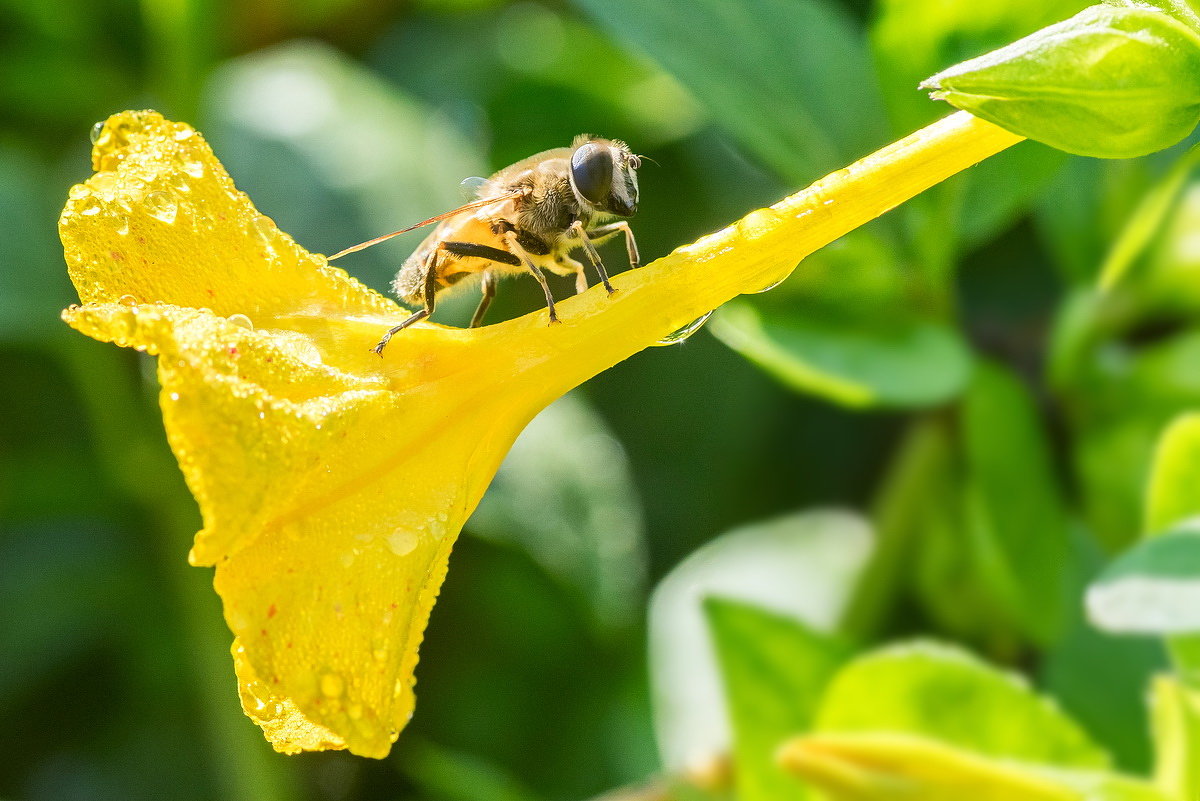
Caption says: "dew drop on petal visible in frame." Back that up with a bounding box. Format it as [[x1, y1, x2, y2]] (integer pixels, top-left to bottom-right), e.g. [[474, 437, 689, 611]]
[[750, 276, 787, 294], [168, 174, 191, 194], [387, 528, 418, 556], [68, 185, 89, 201], [145, 190, 178, 224], [116, 216, 130, 236], [118, 294, 138, 306], [228, 313, 254, 330], [90, 121, 105, 145], [320, 673, 345, 698], [182, 159, 205, 179], [653, 310, 714, 346]]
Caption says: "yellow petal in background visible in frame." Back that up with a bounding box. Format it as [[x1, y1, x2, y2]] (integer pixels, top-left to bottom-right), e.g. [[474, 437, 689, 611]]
[[778, 733, 1166, 801], [61, 110, 1021, 757]]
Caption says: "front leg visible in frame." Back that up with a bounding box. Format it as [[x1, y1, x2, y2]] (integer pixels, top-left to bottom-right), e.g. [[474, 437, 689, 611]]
[[372, 248, 441, 355], [503, 231, 560, 324], [567, 220, 615, 294], [587, 220, 640, 270]]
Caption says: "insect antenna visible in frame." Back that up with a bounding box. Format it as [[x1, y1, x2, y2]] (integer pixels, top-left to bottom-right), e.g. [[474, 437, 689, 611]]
[[327, 189, 526, 261]]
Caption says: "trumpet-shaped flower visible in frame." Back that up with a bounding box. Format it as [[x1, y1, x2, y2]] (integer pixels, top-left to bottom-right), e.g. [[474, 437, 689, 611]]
[[61, 110, 1019, 757]]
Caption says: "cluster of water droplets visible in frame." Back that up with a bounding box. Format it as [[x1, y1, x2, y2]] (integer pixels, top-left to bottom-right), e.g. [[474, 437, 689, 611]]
[[65, 117, 216, 275]]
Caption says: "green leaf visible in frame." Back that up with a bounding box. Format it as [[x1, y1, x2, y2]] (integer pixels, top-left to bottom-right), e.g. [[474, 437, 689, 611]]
[[1086, 525, 1200, 634], [704, 598, 850, 801], [470, 393, 647, 629], [709, 302, 972, 409], [648, 510, 874, 772], [961, 360, 1073, 644], [1098, 145, 1200, 290], [815, 641, 1112, 768], [1149, 675, 1200, 799], [571, 0, 887, 184], [1147, 412, 1200, 533], [922, 5, 1200, 158]]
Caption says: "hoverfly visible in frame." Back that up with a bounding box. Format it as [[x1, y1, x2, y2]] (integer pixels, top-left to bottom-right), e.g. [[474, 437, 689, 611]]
[[329, 135, 643, 355]]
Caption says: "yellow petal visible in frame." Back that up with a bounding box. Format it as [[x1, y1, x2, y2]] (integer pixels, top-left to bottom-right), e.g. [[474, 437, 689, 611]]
[[777, 732, 1163, 801], [61, 110, 1021, 757]]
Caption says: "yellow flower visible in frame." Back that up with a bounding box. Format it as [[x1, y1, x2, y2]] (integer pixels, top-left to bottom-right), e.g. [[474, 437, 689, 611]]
[[61, 110, 1020, 758]]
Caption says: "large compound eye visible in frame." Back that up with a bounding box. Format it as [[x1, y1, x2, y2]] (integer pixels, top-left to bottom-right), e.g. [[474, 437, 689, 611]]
[[570, 142, 614, 207]]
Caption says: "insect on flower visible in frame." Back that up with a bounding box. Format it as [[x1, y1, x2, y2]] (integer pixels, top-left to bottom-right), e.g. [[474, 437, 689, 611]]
[[329, 135, 644, 355]]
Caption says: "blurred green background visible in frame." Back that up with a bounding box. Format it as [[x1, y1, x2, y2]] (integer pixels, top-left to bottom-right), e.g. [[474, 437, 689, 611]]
[[4, 0, 1199, 798]]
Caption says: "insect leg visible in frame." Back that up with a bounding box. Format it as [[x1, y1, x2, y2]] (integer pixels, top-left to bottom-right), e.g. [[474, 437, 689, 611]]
[[371, 249, 441, 355], [556, 256, 589, 294], [586, 220, 641, 270], [503, 231, 560, 324], [432, 241, 521, 328], [567, 220, 615, 295], [470, 271, 496, 328]]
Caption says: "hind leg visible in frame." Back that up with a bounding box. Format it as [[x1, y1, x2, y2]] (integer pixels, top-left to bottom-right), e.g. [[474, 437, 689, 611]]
[[372, 250, 441, 355]]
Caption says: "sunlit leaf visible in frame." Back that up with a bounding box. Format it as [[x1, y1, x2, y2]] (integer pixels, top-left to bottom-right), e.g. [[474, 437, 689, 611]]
[[1087, 525, 1200, 634], [704, 598, 850, 801], [1149, 675, 1200, 799], [815, 641, 1111, 768]]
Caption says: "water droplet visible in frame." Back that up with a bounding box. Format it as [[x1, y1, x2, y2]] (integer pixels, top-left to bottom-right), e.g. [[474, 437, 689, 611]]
[[168, 174, 191, 194], [372, 642, 388, 662], [387, 528, 418, 556], [68, 185, 89, 201], [145, 190, 178, 224], [751, 276, 787, 294], [90, 121, 105, 144], [321, 672, 345, 698], [80, 199, 101, 216], [254, 215, 277, 253], [116, 216, 130, 236], [393, 679, 405, 698], [118, 294, 138, 306], [228, 313, 253, 330], [182, 159, 205, 179], [653, 310, 714, 346], [169, 392, 181, 402], [172, 126, 195, 141]]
